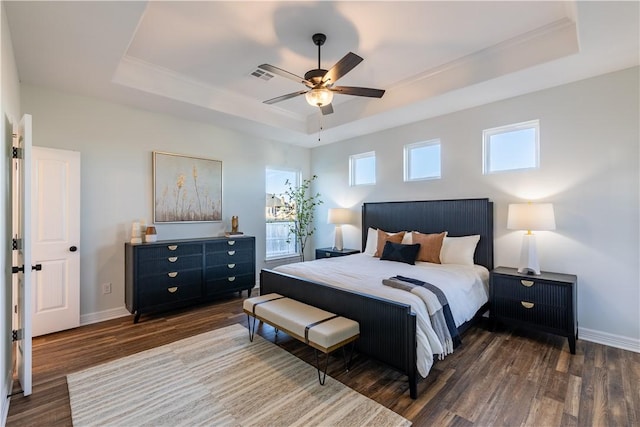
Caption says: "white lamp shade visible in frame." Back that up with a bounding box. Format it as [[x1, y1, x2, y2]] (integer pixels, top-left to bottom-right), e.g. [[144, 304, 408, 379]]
[[507, 203, 556, 232], [327, 208, 351, 224]]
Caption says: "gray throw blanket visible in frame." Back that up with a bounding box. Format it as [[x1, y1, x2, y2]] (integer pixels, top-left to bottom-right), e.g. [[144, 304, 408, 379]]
[[382, 275, 461, 358]]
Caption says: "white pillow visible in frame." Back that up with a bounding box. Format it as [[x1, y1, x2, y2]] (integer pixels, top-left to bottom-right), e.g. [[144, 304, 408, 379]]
[[440, 235, 480, 265], [402, 232, 413, 244], [363, 227, 378, 255]]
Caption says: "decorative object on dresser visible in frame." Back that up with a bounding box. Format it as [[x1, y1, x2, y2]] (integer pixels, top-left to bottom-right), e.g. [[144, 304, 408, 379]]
[[507, 202, 556, 275], [225, 215, 244, 237], [327, 208, 351, 251], [125, 236, 255, 323], [490, 266, 577, 354], [315, 247, 360, 259], [144, 226, 157, 243], [153, 151, 222, 223]]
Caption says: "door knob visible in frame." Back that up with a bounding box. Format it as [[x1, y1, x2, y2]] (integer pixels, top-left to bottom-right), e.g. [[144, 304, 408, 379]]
[[70, 246, 78, 252]]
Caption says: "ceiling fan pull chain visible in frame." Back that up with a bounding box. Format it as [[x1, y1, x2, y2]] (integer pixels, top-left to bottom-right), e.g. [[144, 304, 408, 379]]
[[318, 115, 324, 142]]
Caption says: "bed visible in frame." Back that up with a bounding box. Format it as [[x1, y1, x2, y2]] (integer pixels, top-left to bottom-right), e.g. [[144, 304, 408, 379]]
[[260, 198, 493, 398]]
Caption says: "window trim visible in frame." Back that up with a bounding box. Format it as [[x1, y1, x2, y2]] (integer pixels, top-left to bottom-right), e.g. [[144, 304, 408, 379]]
[[349, 151, 376, 186], [403, 139, 441, 182], [482, 119, 540, 174]]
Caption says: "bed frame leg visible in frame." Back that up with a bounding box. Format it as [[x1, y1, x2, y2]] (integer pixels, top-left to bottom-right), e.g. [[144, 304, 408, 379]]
[[409, 375, 417, 399]]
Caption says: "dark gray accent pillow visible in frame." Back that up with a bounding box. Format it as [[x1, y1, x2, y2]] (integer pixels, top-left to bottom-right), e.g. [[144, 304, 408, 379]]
[[380, 241, 421, 265]]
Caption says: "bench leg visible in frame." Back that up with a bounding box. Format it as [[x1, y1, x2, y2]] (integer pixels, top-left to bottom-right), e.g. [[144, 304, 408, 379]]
[[247, 315, 262, 342], [314, 349, 330, 385], [342, 342, 355, 372]]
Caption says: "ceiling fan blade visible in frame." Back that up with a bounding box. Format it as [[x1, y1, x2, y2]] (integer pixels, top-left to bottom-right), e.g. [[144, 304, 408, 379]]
[[320, 104, 334, 115], [321, 52, 363, 85], [330, 86, 385, 98], [263, 90, 308, 105], [258, 64, 313, 87]]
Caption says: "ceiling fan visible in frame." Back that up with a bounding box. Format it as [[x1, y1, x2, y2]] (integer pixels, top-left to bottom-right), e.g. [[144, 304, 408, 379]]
[[258, 33, 385, 115]]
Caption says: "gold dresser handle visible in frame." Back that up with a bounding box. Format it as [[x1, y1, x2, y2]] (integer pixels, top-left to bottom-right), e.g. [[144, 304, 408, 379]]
[[167, 286, 178, 293], [228, 264, 236, 269], [228, 240, 235, 246], [167, 245, 178, 251], [521, 280, 535, 287], [168, 272, 178, 278], [168, 256, 178, 262], [228, 251, 235, 256], [228, 276, 236, 282], [521, 301, 534, 309]]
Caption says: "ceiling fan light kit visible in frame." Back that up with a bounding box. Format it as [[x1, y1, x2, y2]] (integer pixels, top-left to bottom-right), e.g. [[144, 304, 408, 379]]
[[259, 33, 385, 115]]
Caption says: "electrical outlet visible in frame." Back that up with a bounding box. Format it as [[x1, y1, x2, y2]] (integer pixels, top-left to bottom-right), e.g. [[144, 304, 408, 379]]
[[102, 283, 112, 294]]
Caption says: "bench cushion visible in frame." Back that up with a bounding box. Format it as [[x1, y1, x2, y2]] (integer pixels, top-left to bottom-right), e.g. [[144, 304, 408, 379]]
[[244, 293, 359, 350]]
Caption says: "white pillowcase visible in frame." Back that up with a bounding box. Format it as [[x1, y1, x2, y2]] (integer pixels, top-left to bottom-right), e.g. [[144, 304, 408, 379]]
[[364, 227, 378, 255], [440, 235, 480, 265]]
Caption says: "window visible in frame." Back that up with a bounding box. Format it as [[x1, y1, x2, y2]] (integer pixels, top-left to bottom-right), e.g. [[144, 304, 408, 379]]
[[404, 139, 441, 181], [483, 120, 539, 174], [349, 151, 376, 186], [265, 168, 299, 259]]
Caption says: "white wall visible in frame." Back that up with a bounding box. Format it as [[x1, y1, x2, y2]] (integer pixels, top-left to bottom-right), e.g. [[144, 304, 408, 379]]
[[21, 85, 311, 320], [1, 1, 21, 421], [311, 67, 640, 351]]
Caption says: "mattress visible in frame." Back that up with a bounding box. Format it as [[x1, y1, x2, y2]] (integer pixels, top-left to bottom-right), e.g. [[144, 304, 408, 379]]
[[274, 253, 489, 377]]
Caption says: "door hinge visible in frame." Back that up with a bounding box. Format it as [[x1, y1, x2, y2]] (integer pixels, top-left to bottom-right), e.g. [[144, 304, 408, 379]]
[[12, 329, 22, 342], [12, 238, 20, 250], [12, 147, 23, 159]]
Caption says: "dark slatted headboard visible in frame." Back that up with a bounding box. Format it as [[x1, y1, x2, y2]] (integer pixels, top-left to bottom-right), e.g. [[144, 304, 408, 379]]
[[361, 198, 494, 270]]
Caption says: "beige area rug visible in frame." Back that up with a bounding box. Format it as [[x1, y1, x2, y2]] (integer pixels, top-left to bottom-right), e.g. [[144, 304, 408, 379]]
[[67, 323, 411, 426]]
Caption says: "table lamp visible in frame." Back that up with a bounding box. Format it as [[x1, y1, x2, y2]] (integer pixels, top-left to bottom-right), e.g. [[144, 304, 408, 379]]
[[507, 202, 556, 275], [327, 208, 351, 251]]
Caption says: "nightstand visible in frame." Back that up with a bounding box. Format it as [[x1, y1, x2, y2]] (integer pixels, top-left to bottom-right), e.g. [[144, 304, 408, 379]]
[[490, 266, 578, 354], [315, 247, 360, 259]]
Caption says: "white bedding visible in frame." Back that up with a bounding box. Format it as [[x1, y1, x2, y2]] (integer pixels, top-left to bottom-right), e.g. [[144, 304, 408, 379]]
[[274, 253, 489, 378]]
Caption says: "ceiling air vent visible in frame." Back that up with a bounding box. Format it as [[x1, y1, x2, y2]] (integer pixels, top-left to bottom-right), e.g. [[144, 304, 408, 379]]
[[251, 69, 274, 81]]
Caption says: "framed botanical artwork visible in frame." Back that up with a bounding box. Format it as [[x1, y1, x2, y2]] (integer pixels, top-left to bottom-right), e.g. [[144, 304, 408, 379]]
[[153, 151, 222, 223]]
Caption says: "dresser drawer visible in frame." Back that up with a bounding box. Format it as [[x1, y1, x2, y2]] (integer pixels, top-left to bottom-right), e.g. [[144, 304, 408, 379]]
[[205, 249, 253, 265], [137, 281, 202, 310], [138, 254, 203, 276], [205, 238, 253, 253], [492, 275, 569, 308], [205, 273, 253, 295], [205, 261, 253, 279], [492, 297, 569, 331], [138, 269, 202, 288], [136, 243, 203, 260]]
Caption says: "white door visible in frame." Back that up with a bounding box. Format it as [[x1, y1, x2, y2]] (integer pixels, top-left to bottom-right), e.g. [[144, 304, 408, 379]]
[[31, 147, 80, 336], [12, 114, 33, 396]]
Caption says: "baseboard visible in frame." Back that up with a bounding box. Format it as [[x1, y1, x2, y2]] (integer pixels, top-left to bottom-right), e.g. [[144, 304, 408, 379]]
[[579, 327, 640, 353], [80, 306, 131, 326]]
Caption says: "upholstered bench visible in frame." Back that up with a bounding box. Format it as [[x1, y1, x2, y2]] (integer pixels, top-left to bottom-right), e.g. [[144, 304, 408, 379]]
[[243, 293, 360, 384]]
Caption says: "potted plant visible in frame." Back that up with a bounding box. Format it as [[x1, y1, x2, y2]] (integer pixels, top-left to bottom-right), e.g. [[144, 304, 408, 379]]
[[280, 175, 323, 261]]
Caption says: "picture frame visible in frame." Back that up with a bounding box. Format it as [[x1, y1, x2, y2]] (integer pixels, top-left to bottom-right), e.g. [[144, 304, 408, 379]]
[[153, 151, 222, 223]]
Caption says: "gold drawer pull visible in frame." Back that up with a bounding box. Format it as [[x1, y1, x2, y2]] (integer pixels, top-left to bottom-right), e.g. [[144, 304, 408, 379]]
[[228, 250, 235, 256], [228, 264, 236, 269], [521, 280, 535, 287], [168, 272, 178, 278], [521, 301, 534, 309], [168, 245, 178, 251], [228, 276, 236, 282], [167, 286, 178, 293], [168, 256, 178, 262], [228, 240, 236, 246]]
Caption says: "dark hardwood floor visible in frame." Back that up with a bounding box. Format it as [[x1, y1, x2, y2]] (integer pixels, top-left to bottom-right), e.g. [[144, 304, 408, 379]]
[[6, 291, 639, 426]]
